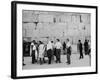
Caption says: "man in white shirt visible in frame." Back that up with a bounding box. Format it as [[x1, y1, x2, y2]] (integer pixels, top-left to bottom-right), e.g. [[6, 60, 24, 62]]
[[47, 41, 53, 64], [55, 39, 62, 63]]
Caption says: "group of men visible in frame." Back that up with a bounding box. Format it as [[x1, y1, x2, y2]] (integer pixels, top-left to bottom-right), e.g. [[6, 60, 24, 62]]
[[77, 39, 91, 59], [23, 38, 91, 66], [29, 39, 71, 65]]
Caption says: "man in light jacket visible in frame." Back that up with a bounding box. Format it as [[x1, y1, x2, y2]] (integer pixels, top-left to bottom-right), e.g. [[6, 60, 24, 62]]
[[55, 39, 62, 63]]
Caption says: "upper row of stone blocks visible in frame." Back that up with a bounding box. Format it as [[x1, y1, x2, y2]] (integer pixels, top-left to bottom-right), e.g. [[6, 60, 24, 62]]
[[22, 10, 90, 24]]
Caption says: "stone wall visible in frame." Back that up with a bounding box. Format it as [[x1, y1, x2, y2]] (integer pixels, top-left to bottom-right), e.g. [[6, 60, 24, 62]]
[[22, 10, 91, 44]]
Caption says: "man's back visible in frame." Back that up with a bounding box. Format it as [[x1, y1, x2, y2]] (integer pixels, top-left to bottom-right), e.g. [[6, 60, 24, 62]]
[[55, 42, 62, 49]]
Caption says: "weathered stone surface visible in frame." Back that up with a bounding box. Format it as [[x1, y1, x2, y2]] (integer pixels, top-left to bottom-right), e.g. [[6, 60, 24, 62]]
[[22, 10, 91, 43]]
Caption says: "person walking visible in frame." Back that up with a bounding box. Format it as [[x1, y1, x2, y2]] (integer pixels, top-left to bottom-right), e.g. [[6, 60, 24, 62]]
[[78, 40, 83, 59]]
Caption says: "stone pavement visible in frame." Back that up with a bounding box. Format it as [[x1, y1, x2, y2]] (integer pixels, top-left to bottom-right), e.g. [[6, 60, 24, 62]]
[[23, 53, 91, 70]]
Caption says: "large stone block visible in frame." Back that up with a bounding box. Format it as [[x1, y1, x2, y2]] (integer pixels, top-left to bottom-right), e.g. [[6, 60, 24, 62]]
[[39, 14, 53, 23]]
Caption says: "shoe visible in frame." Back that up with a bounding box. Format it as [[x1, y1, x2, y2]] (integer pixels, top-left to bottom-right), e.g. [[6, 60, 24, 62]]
[[23, 63, 26, 66]]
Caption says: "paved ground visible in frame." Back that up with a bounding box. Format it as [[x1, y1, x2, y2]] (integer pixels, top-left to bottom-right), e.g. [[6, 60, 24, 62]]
[[23, 53, 91, 70], [23, 45, 91, 69]]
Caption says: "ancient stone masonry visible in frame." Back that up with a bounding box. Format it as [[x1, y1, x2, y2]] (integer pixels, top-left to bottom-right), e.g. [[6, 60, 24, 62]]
[[22, 10, 91, 44]]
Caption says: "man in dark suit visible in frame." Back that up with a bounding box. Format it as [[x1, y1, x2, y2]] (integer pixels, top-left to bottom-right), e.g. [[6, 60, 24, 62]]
[[30, 40, 36, 64], [78, 40, 83, 59], [63, 41, 66, 55], [66, 39, 71, 64], [84, 39, 89, 55], [23, 41, 26, 66]]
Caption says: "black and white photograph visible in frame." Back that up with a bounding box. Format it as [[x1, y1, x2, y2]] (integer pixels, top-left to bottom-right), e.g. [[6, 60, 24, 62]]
[[22, 10, 91, 69], [11, 1, 97, 79]]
